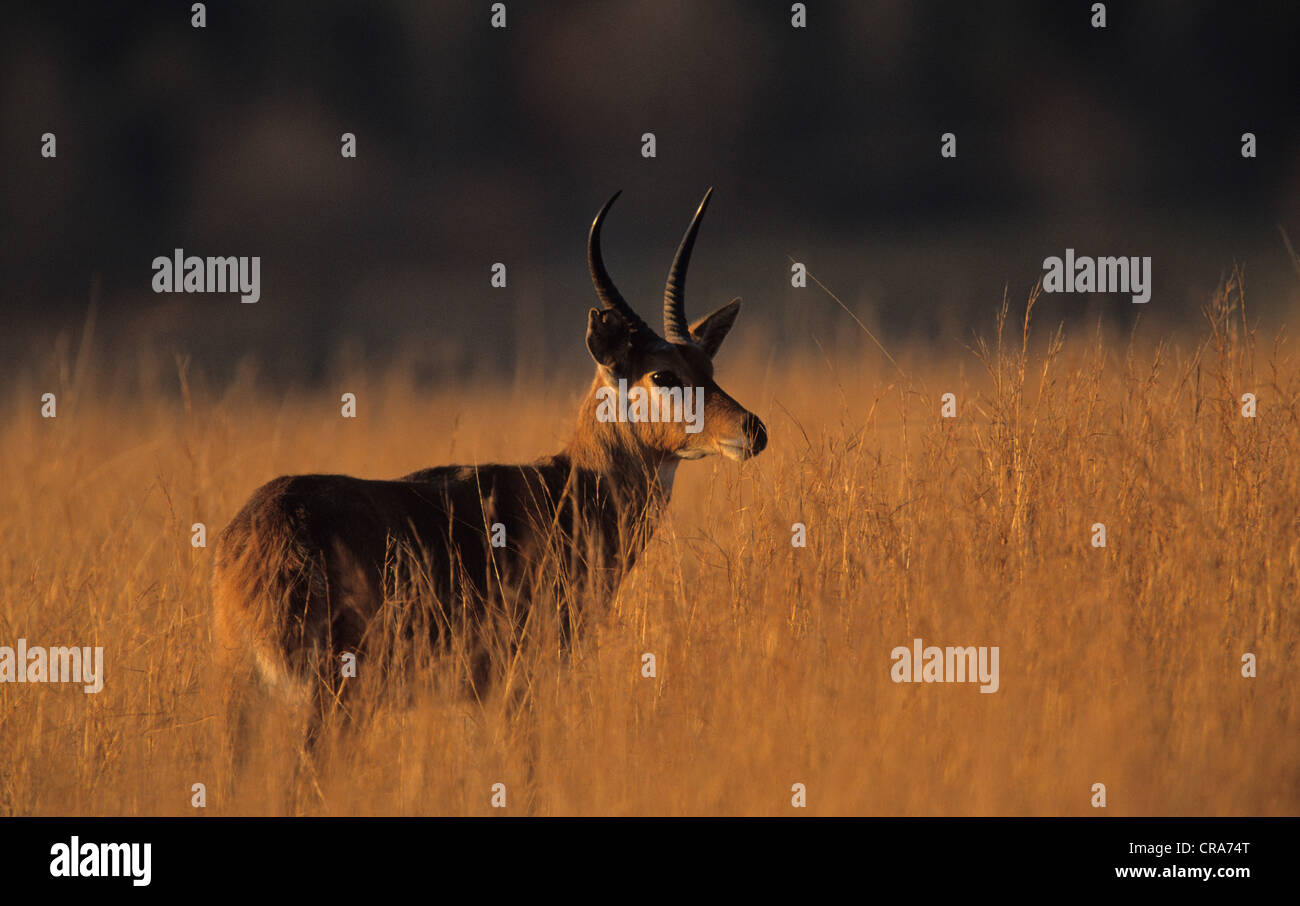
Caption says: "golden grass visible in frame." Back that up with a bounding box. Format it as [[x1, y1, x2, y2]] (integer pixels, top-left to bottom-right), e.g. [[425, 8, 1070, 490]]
[[2, 274, 1297, 816]]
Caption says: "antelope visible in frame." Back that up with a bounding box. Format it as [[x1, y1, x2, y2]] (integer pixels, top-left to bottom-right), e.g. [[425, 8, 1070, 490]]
[[212, 188, 767, 715]]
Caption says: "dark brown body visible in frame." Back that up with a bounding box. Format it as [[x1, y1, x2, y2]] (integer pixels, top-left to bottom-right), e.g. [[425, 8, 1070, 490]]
[[213, 450, 670, 703]]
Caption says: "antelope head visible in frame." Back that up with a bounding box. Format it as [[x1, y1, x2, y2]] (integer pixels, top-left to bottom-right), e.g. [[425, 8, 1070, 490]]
[[580, 189, 767, 467]]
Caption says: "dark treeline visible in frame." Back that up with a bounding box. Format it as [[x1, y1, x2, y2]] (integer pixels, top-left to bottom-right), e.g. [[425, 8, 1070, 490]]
[[2, 1, 1297, 383]]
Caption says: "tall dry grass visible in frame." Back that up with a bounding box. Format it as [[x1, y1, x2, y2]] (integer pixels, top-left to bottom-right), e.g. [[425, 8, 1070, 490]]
[[1, 276, 1297, 815]]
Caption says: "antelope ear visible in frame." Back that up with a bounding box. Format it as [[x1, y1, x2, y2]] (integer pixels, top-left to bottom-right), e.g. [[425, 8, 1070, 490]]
[[585, 307, 634, 371], [689, 298, 741, 357]]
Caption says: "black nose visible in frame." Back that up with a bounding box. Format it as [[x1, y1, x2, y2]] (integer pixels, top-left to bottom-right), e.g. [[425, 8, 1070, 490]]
[[742, 414, 767, 456]]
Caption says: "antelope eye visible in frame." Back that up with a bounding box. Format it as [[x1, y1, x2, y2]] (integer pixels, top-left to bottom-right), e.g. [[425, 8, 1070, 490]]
[[650, 370, 681, 388]]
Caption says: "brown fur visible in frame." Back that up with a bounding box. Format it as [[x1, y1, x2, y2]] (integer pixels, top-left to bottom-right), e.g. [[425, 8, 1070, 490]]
[[211, 192, 767, 716]]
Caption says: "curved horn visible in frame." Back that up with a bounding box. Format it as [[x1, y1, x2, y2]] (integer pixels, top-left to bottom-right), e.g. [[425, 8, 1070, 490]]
[[588, 191, 650, 331], [662, 187, 713, 344]]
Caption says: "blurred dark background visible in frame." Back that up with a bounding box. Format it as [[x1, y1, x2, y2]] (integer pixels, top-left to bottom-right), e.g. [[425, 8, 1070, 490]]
[[2, 1, 1298, 385]]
